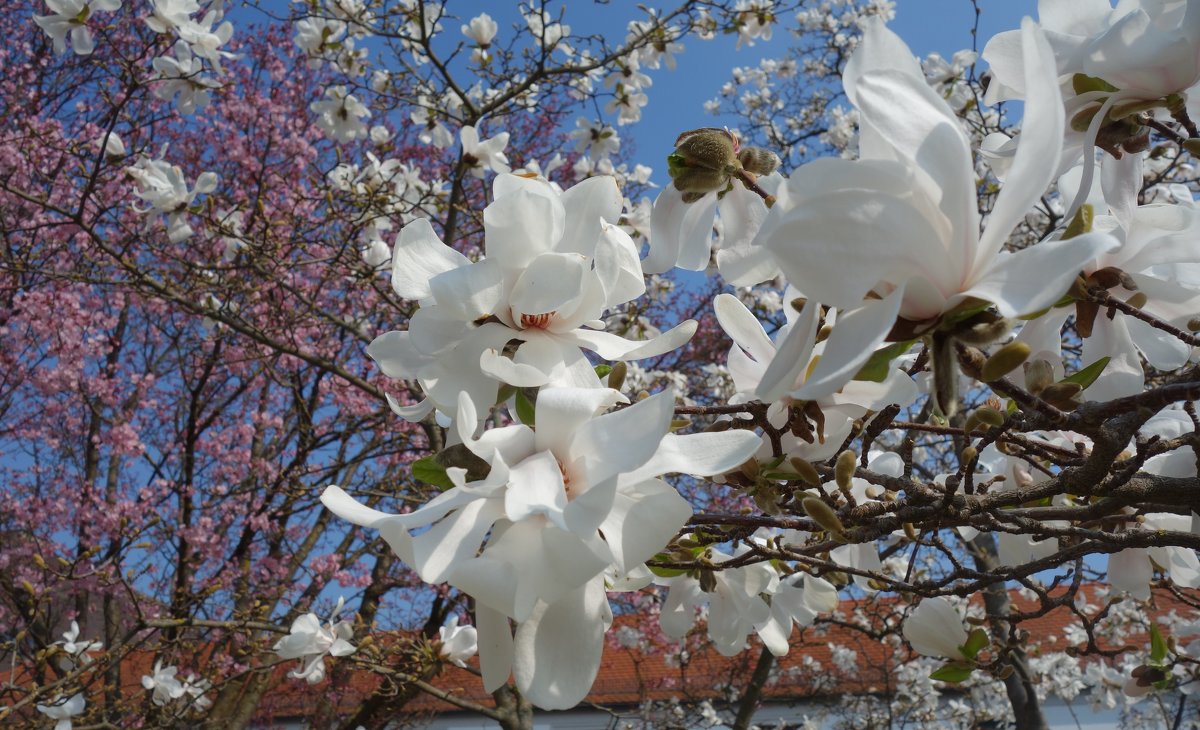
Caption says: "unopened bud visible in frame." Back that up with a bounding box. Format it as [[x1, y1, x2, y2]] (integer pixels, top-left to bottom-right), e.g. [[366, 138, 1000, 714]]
[[737, 146, 780, 176], [699, 569, 717, 593], [790, 297, 807, 314], [835, 450, 856, 491], [673, 127, 738, 170], [816, 323, 833, 343], [1023, 359, 1055, 395], [33, 553, 46, 569], [981, 341, 1031, 382], [1070, 104, 1102, 133], [802, 497, 847, 540], [607, 361, 627, 392], [1183, 138, 1200, 157], [973, 406, 1006, 428], [997, 664, 1015, 680], [903, 522, 918, 541], [961, 445, 977, 465], [1040, 382, 1083, 402], [669, 418, 692, 430], [1188, 317, 1200, 332], [789, 457, 823, 487]]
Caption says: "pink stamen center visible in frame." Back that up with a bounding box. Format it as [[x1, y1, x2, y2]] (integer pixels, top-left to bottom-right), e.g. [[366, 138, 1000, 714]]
[[520, 312, 554, 329]]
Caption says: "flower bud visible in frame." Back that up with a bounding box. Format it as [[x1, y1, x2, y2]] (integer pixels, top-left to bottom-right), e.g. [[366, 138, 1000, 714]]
[[802, 497, 847, 540], [607, 361, 627, 392], [788, 457, 823, 487], [1183, 138, 1200, 157], [737, 146, 780, 176], [673, 127, 738, 171], [1124, 292, 1148, 309], [961, 445, 977, 465], [980, 341, 1030, 382], [835, 449, 856, 491], [1188, 317, 1200, 332]]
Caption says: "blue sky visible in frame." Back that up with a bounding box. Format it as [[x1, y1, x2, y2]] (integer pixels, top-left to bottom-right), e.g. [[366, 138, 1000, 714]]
[[607, 0, 1040, 185]]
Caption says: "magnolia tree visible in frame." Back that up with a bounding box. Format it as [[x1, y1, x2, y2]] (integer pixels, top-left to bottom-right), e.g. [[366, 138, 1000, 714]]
[[1, 1, 1200, 730]]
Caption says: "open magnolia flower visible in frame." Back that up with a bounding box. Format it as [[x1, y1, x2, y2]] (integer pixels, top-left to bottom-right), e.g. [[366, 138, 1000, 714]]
[[757, 19, 1117, 376], [272, 597, 356, 684], [438, 616, 478, 667], [142, 660, 186, 706], [714, 291, 917, 450], [368, 173, 695, 422], [322, 386, 761, 709], [35, 692, 85, 730]]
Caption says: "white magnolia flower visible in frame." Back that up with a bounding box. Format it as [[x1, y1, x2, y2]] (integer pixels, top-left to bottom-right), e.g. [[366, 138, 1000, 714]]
[[758, 20, 1116, 367], [569, 118, 621, 161], [34, 0, 121, 55], [322, 387, 762, 709], [126, 153, 217, 243], [462, 13, 497, 46], [145, 0, 199, 35], [367, 174, 692, 422], [903, 597, 970, 660], [438, 616, 478, 667], [152, 41, 220, 115], [141, 660, 186, 706], [181, 674, 212, 710], [460, 125, 510, 178], [175, 9, 235, 73], [272, 597, 357, 684], [36, 693, 85, 730], [714, 291, 917, 441], [311, 86, 370, 143], [58, 620, 102, 660], [95, 131, 126, 159]]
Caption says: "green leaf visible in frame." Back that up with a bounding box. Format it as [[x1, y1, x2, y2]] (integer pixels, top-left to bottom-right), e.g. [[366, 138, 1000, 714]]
[[412, 456, 455, 491], [1150, 623, 1168, 665], [1063, 204, 1094, 240], [1071, 73, 1119, 95], [594, 364, 613, 379], [515, 389, 536, 425], [647, 564, 688, 578], [853, 340, 916, 382], [1060, 356, 1110, 390], [960, 628, 989, 660], [929, 662, 975, 683]]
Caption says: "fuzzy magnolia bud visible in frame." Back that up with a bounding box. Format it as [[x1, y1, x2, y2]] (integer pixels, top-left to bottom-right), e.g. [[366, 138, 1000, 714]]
[[1023, 359, 1055, 395], [973, 406, 1006, 428], [668, 127, 738, 201], [802, 497, 847, 540], [737, 146, 780, 176], [835, 449, 856, 491], [981, 341, 1031, 382], [607, 361, 627, 392], [789, 457, 823, 487]]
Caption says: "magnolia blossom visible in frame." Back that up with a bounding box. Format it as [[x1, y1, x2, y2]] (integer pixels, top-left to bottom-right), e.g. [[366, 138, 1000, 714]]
[[366, 174, 694, 422], [758, 19, 1116, 353], [461, 13, 497, 47], [460, 125, 511, 178], [58, 621, 101, 661], [141, 660, 186, 706], [322, 387, 762, 709], [35, 693, 85, 730], [126, 153, 218, 243], [903, 597, 971, 660], [714, 291, 917, 454], [145, 0, 199, 35], [569, 118, 621, 161], [34, 0, 121, 55], [311, 86, 370, 143], [272, 597, 357, 684], [152, 41, 219, 115], [438, 616, 478, 667]]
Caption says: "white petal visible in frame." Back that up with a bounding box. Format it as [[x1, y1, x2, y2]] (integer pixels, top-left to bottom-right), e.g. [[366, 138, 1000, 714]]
[[505, 450, 569, 530], [600, 478, 692, 573], [756, 298, 820, 403], [565, 319, 697, 360], [1108, 548, 1152, 601], [391, 218, 468, 301], [621, 429, 763, 484], [793, 287, 904, 401], [476, 603, 515, 692], [570, 388, 673, 486], [509, 252, 586, 318], [485, 187, 566, 270], [714, 293, 776, 367], [513, 578, 611, 710], [645, 187, 716, 274]]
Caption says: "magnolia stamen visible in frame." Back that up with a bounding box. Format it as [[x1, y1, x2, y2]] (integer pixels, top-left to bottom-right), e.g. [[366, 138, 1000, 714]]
[[520, 312, 554, 329]]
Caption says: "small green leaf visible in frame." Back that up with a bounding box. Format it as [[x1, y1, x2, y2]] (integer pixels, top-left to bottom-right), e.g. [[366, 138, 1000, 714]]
[[1071, 73, 1119, 95], [412, 456, 455, 491], [1060, 356, 1110, 390], [960, 628, 989, 660], [594, 364, 613, 379], [1063, 203, 1094, 240], [515, 389, 536, 425], [853, 340, 916, 382], [929, 662, 975, 683], [647, 564, 688, 578], [1149, 623, 1168, 665]]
